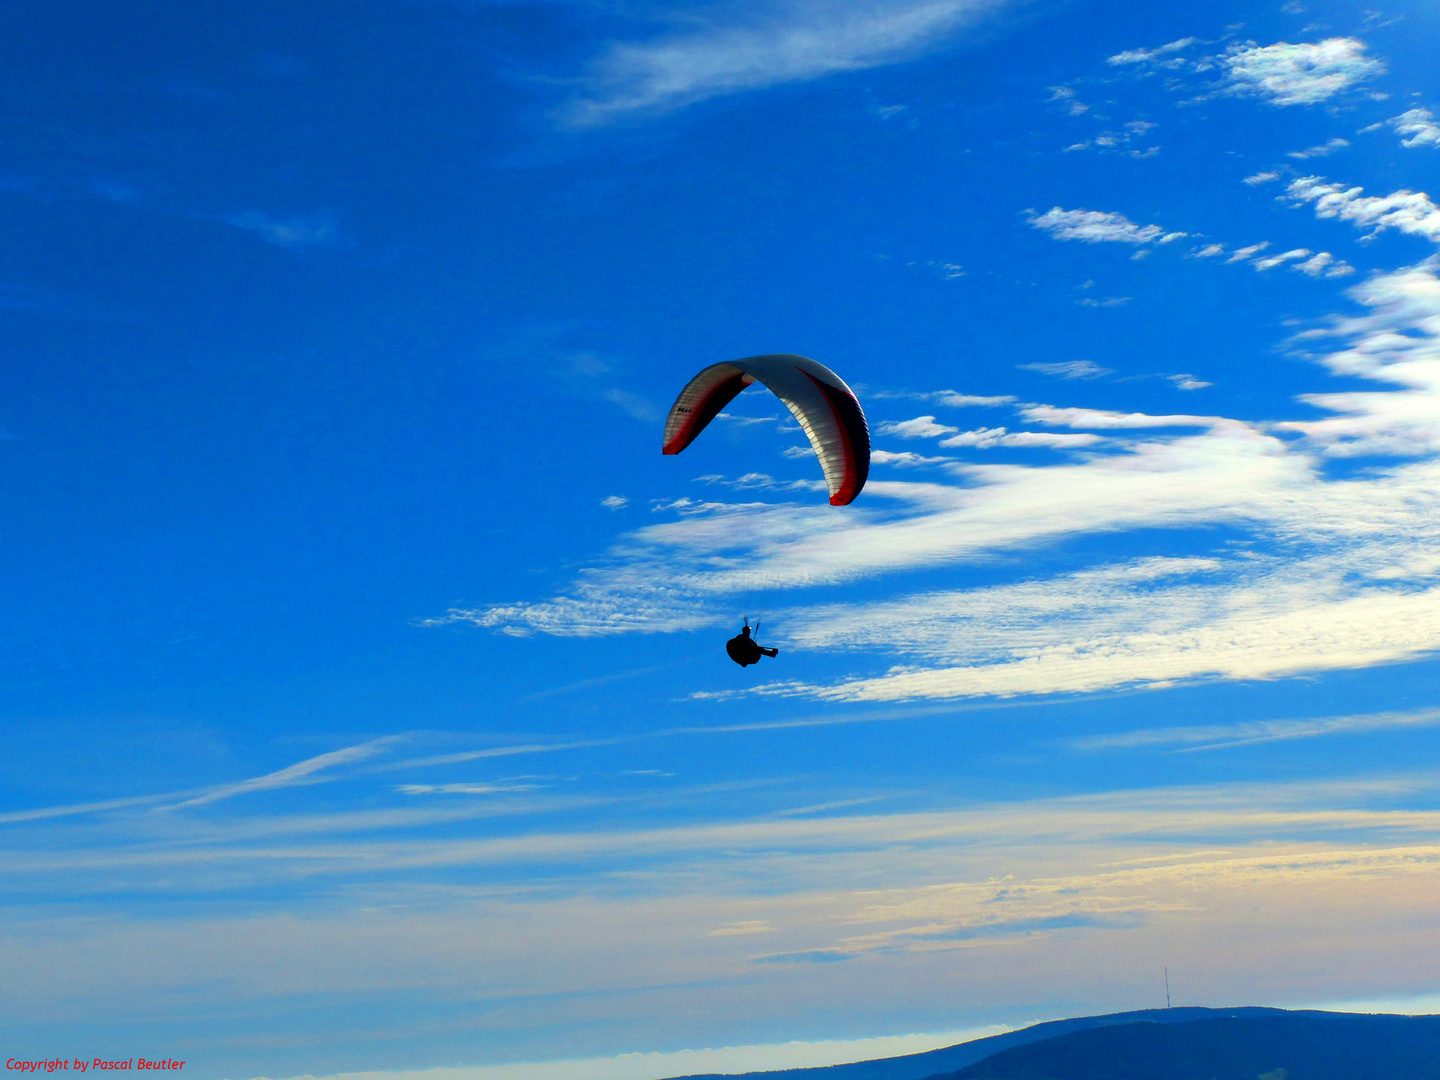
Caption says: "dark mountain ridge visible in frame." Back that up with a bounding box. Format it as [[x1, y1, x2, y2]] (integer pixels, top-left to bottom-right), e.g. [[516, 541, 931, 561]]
[[942, 1011, 1440, 1079], [664, 1007, 1440, 1080]]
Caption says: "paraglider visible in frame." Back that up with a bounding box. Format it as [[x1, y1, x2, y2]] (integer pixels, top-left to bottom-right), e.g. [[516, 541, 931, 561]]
[[662, 353, 870, 506], [725, 619, 778, 667], [663, 354, 871, 667]]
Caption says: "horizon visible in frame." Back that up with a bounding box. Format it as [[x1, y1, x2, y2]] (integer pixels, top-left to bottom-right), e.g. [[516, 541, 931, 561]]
[[252, 1000, 1440, 1080]]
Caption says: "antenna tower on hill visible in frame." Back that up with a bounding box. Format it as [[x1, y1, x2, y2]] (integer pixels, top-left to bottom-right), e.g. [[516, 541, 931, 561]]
[[1164, 966, 1171, 1008]]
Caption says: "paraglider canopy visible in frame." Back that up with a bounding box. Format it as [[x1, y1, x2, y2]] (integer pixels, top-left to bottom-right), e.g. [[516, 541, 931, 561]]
[[663, 354, 870, 505]]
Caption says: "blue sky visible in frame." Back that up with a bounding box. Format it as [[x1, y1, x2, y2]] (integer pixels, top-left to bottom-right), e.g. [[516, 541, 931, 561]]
[[4, 0, 1440, 1076]]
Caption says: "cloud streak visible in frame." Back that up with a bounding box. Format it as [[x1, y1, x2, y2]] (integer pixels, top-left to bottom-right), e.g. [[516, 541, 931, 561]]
[[560, 0, 1014, 126], [1065, 707, 1440, 753]]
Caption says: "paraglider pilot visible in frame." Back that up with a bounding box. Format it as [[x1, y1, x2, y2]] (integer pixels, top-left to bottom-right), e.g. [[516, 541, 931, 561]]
[[726, 619, 778, 667]]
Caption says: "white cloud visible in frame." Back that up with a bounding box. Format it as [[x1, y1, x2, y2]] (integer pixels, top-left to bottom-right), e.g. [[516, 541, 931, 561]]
[[914, 259, 966, 278], [1167, 374, 1212, 390], [1106, 37, 1200, 66], [450, 261, 1440, 706], [1391, 107, 1440, 149], [397, 782, 537, 796], [877, 415, 959, 438], [1075, 296, 1131, 307], [1017, 360, 1113, 380], [937, 428, 1105, 449], [185, 742, 402, 805], [1277, 256, 1440, 456], [1292, 251, 1356, 278], [1017, 405, 1215, 428], [228, 210, 347, 250], [870, 390, 1016, 407], [452, 419, 1305, 625], [936, 391, 1016, 407], [1047, 85, 1087, 115], [603, 387, 659, 422], [714, 412, 785, 426], [749, 539, 1440, 703], [696, 471, 826, 493], [1061, 119, 1161, 157], [1065, 706, 1440, 753], [1288, 136, 1350, 159], [153, 738, 404, 813], [1252, 247, 1312, 270], [560, 0, 1014, 125], [1243, 171, 1281, 186], [1190, 235, 1351, 276], [1284, 176, 1440, 242], [601, 496, 629, 510], [1218, 37, 1384, 106], [1227, 241, 1271, 262], [1027, 207, 1186, 246], [871, 448, 955, 466]]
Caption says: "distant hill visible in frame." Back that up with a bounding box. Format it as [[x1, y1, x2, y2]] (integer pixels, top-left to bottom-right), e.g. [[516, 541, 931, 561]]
[[940, 1012, 1440, 1080], [662, 1007, 1440, 1080]]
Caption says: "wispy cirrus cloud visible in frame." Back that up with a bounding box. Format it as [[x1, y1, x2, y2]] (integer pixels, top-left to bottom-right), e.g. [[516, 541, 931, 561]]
[[938, 427, 1104, 449], [870, 389, 1017, 407], [11, 753, 1440, 1051], [1060, 118, 1160, 159], [1016, 405, 1214, 428], [1018, 360, 1112, 380], [558, 0, 1015, 126], [739, 539, 1440, 703], [1288, 136, 1349, 159], [1252, 246, 1314, 270], [1228, 241, 1270, 262], [0, 737, 408, 823], [454, 259, 1440, 705], [162, 737, 405, 809], [870, 448, 956, 467], [1106, 36, 1200, 67], [228, 209, 350, 250], [1046, 85, 1088, 116], [1065, 706, 1440, 753]]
